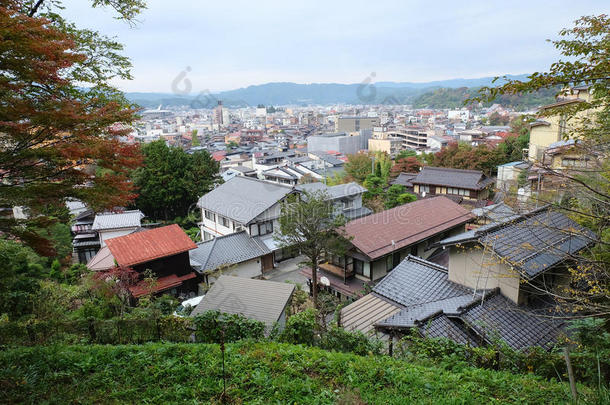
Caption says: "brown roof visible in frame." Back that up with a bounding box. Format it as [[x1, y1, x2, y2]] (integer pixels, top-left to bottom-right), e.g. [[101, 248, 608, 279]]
[[106, 224, 197, 267], [129, 272, 197, 298], [343, 196, 474, 260]]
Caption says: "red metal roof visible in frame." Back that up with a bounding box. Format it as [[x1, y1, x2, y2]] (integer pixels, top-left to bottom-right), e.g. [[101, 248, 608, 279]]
[[106, 224, 197, 267], [343, 196, 474, 260], [129, 272, 197, 298]]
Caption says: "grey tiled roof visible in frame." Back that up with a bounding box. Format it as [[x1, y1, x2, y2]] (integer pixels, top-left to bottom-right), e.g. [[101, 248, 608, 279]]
[[296, 182, 367, 200], [191, 275, 295, 328], [308, 151, 344, 166], [391, 172, 417, 187], [481, 209, 596, 278], [419, 314, 479, 346], [189, 231, 270, 273], [459, 293, 565, 351], [471, 202, 515, 222], [377, 294, 478, 329], [373, 255, 472, 307], [343, 206, 372, 220], [92, 210, 144, 230], [413, 166, 494, 190], [197, 176, 293, 224]]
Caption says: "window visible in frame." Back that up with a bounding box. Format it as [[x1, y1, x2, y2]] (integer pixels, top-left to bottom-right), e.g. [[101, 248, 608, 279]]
[[249, 223, 259, 236], [419, 185, 430, 193], [258, 220, 273, 236], [219, 216, 230, 228], [204, 210, 215, 221], [203, 231, 214, 241], [342, 199, 354, 210], [354, 259, 364, 275]]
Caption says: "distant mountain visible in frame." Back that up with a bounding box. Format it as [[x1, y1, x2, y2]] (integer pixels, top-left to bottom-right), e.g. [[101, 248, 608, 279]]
[[125, 74, 532, 108]]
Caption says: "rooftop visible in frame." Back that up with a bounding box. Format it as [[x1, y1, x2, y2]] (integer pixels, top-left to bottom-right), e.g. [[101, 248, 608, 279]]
[[343, 196, 474, 260], [412, 166, 495, 191], [105, 224, 197, 268], [191, 275, 295, 327], [189, 231, 270, 273], [92, 210, 144, 231], [197, 176, 293, 224]]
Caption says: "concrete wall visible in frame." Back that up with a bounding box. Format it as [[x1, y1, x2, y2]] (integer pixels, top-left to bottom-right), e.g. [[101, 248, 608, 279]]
[[447, 245, 522, 304], [307, 132, 370, 155]]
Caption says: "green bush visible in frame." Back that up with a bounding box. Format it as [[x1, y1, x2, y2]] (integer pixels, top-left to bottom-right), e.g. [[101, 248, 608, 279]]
[[280, 308, 316, 345], [318, 327, 384, 356], [192, 310, 265, 343]]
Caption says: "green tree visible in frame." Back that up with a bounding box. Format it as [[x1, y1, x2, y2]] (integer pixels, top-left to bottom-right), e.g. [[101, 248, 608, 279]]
[[191, 129, 200, 147], [276, 192, 350, 317], [396, 149, 417, 160], [344, 154, 372, 184], [132, 140, 220, 220], [385, 185, 416, 209]]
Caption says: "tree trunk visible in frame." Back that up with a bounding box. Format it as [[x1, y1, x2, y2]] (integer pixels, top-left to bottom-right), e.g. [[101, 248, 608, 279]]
[[311, 255, 318, 312]]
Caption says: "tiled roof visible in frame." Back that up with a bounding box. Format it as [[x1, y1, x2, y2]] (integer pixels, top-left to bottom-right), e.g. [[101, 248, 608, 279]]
[[412, 166, 495, 190], [197, 176, 293, 224], [480, 209, 596, 278], [471, 202, 516, 222], [419, 313, 479, 346], [106, 224, 197, 267], [191, 275, 295, 327], [373, 255, 473, 308], [391, 172, 417, 187], [344, 197, 474, 260], [459, 293, 565, 351], [189, 231, 270, 273], [92, 210, 144, 231]]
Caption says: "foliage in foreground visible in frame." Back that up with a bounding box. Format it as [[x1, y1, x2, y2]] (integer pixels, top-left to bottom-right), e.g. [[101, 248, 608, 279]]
[[0, 341, 599, 404]]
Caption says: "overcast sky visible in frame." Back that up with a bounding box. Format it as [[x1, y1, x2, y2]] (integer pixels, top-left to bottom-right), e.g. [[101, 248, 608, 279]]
[[61, 0, 608, 93]]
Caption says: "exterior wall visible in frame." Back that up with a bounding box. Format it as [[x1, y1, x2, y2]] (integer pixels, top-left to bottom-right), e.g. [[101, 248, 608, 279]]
[[307, 132, 370, 155], [200, 209, 236, 238], [99, 227, 138, 247], [335, 117, 379, 132], [221, 257, 263, 279], [447, 245, 522, 304]]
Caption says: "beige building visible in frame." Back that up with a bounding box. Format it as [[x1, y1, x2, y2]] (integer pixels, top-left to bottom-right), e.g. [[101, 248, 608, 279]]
[[368, 137, 402, 155], [335, 116, 379, 132], [528, 86, 595, 163]]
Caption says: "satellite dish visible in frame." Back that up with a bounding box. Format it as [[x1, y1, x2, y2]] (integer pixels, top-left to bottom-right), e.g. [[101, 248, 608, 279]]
[[320, 276, 330, 287]]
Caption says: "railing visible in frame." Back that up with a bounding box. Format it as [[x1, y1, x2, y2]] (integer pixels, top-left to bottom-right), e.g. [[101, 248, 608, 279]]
[[318, 262, 354, 279]]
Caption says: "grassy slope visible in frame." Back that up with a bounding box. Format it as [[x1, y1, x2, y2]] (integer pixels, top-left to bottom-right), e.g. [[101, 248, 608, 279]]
[[0, 342, 594, 404]]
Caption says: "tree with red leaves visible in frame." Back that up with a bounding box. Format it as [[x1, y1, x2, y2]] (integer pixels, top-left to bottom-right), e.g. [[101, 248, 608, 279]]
[[390, 157, 422, 178], [0, 2, 144, 255]]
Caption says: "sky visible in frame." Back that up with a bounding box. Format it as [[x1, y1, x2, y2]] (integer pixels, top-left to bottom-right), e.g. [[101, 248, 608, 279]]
[[61, 0, 609, 93]]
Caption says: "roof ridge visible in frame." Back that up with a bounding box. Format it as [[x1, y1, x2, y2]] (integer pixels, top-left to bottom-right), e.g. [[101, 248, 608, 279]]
[[406, 254, 448, 273], [423, 166, 484, 174]]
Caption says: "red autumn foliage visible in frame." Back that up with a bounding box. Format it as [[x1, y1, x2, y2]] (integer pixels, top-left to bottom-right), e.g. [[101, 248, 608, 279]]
[[0, 4, 142, 255]]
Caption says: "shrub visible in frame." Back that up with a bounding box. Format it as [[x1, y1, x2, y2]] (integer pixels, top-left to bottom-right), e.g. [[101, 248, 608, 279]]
[[318, 327, 383, 356], [192, 310, 265, 343], [280, 308, 316, 345]]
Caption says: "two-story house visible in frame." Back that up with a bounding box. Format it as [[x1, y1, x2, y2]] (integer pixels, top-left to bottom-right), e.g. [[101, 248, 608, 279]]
[[295, 182, 371, 221]]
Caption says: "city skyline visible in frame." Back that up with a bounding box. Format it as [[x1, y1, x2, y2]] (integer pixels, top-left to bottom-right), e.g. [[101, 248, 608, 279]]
[[61, 0, 608, 93]]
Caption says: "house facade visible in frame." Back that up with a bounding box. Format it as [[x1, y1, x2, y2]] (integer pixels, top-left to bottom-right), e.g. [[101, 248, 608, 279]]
[[91, 210, 144, 247]]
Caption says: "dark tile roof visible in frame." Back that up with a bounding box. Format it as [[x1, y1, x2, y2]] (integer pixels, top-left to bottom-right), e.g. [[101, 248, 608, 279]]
[[189, 231, 270, 273], [412, 166, 495, 190], [419, 313, 479, 346], [459, 293, 565, 351], [373, 255, 472, 307], [197, 176, 293, 224], [480, 209, 596, 278], [344, 197, 474, 260], [391, 172, 417, 187]]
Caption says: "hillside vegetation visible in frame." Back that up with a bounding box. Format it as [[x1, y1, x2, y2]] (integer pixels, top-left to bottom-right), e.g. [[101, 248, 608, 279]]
[[413, 86, 558, 109], [0, 342, 597, 404]]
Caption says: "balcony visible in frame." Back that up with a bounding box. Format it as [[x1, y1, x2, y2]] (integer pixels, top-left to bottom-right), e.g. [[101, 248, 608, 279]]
[[318, 262, 354, 279]]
